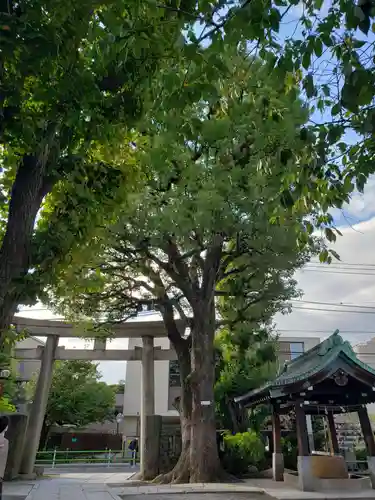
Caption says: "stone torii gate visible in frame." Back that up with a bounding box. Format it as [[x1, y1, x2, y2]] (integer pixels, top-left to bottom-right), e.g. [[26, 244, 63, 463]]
[[12, 316, 180, 478]]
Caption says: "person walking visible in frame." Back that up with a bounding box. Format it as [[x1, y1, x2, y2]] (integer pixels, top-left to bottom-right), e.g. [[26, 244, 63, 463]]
[[0, 416, 9, 500], [128, 438, 138, 467]]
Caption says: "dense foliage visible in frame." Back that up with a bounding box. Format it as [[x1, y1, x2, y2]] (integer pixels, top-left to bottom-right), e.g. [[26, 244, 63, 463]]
[[46, 361, 115, 428], [0, 329, 25, 412], [215, 329, 278, 433], [0, 0, 199, 344], [222, 431, 265, 475], [27, 360, 115, 448]]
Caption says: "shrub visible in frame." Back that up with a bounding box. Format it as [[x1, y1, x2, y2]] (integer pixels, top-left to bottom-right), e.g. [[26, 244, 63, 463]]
[[281, 435, 298, 470], [0, 396, 16, 413], [355, 447, 367, 462], [222, 430, 265, 475]]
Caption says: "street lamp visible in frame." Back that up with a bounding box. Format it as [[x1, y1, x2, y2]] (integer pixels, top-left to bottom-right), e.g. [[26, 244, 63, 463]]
[[116, 413, 124, 434]]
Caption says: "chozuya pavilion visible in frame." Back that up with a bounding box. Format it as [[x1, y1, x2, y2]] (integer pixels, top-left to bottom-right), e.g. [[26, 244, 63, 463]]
[[235, 330, 375, 492]]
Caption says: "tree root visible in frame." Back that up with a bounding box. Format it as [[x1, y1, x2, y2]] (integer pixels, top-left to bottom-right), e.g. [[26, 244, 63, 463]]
[[152, 446, 190, 484], [152, 457, 242, 484]]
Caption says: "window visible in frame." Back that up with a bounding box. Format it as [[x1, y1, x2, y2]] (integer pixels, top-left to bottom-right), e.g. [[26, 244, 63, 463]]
[[290, 342, 304, 360], [169, 361, 181, 387]]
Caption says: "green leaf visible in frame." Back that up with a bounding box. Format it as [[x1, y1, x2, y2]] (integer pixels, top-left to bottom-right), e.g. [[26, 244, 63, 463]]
[[327, 125, 344, 144], [319, 249, 329, 263], [329, 249, 341, 261], [314, 38, 323, 57], [331, 103, 341, 116], [269, 8, 281, 32], [280, 189, 294, 208], [325, 227, 336, 243], [322, 84, 330, 97], [356, 173, 367, 193], [302, 51, 311, 70], [353, 39, 367, 48], [303, 74, 315, 98]]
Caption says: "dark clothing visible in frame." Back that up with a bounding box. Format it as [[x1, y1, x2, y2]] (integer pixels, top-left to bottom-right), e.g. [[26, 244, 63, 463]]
[[128, 439, 138, 452], [129, 439, 138, 466]]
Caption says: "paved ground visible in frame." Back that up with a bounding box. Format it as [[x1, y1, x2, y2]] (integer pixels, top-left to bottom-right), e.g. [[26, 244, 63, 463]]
[[117, 495, 259, 500], [3, 470, 137, 500], [5, 471, 375, 500]]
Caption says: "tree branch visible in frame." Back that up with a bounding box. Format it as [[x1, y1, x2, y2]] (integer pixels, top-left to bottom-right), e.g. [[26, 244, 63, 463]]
[[201, 233, 224, 302]]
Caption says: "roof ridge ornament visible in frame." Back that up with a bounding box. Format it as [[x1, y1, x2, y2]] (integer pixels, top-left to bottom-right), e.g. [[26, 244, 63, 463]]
[[318, 329, 342, 356]]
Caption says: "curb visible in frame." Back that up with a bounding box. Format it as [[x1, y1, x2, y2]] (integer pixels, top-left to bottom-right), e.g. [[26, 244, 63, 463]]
[[110, 485, 268, 496]]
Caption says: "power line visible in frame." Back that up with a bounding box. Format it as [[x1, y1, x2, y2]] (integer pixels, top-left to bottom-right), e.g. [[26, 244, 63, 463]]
[[301, 268, 375, 276], [306, 262, 375, 269], [291, 300, 375, 310], [292, 305, 375, 314], [276, 329, 375, 334]]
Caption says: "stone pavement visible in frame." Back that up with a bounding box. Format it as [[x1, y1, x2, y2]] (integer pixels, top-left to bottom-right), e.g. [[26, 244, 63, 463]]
[[5, 472, 375, 500], [112, 480, 375, 500], [3, 471, 135, 500]]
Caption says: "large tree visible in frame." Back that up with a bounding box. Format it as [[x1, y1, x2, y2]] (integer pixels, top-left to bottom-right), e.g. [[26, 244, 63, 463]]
[[44, 50, 319, 482], [0, 0, 204, 344]]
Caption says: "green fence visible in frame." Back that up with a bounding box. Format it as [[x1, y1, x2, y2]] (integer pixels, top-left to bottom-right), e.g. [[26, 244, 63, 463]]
[[35, 449, 139, 468]]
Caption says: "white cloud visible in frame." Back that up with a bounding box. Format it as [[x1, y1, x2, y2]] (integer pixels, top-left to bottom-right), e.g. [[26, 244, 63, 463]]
[[276, 216, 375, 348], [331, 175, 375, 226]]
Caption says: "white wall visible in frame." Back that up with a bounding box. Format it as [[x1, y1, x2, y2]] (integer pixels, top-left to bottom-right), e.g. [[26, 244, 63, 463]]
[[15, 336, 44, 381], [354, 338, 375, 416], [122, 337, 178, 418]]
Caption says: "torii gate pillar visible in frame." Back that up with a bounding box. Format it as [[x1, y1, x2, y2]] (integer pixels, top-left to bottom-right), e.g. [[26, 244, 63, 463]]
[[140, 335, 158, 479], [19, 335, 59, 476]]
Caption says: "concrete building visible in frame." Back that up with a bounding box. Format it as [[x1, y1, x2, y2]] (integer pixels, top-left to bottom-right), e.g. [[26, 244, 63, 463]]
[[15, 336, 44, 382], [354, 338, 375, 417], [121, 335, 321, 438]]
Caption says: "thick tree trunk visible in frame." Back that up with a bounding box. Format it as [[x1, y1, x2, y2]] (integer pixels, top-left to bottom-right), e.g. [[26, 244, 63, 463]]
[[189, 305, 225, 482], [153, 340, 192, 484], [0, 155, 52, 344]]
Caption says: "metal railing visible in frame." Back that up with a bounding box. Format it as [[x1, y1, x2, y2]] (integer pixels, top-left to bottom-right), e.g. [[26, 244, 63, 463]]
[[35, 449, 139, 468], [346, 459, 369, 475]]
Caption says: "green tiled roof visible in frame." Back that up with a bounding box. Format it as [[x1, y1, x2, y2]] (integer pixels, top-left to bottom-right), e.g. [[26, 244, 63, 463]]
[[235, 330, 375, 405]]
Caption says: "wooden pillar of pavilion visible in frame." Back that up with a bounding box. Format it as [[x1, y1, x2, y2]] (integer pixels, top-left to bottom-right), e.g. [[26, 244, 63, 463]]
[[358, 406, 375, 456], [326, 412, 340, 455], [358, 405, 375, 489], [295, 401, 314, 491], [271, 406, 284, 481], [295, 401, 309, 456]]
